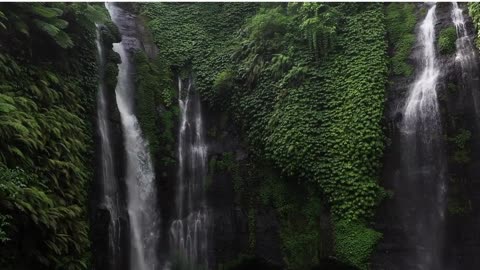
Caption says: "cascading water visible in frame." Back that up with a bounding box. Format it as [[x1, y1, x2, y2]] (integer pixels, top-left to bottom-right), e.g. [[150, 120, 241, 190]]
[[451, 2, 480, 120], [403, 5, 441, 136], [167, 76, 209, 270], [399, 4, 447, 270], [95, 23, 121, 269], [106, 3, 160, 270]]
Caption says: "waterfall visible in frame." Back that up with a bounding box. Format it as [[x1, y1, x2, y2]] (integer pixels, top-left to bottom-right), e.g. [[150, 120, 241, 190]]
[[452, 2, 480, 120], [399, 4, 447, 270], [403, 5, 441, 136], [95, 23, 121, 269], [167, 76, 209, 270], [106, 3, 160, 270]]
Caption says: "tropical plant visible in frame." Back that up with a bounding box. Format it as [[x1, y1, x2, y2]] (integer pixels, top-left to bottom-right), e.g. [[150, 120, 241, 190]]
[[0, 3, 108, 269]]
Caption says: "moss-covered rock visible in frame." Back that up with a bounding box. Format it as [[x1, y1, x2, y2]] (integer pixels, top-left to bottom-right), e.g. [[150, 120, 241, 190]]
[[385, 3, 417, 76], [334, 220, 382, 270], [438, 26, 457, 55]]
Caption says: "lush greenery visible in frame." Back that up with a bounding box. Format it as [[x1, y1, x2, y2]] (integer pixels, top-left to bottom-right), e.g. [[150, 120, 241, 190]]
[[385, 3, 416, 76], [142, 3, 388, 269], [314, 5, 387, 222], [438, 26, 457, 55], [134, 51, 176, 165], [469, 2, 480, 49], [0, 3, 107, 270], [5, 2, 480, 270], [334, 220, 382, 269]]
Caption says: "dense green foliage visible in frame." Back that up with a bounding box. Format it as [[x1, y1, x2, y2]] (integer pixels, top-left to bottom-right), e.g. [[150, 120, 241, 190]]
[[7, 2, 478, 270], [469, 2, 480, 48], [333, 220, 382, 270], [134, 51, 176, 163], [183, 3, 388, 223], [315, 5, 387, 222], [0, 3, 107, 270], [385, 3, 416, 76], [446, 128, 473, 216], [142, 3, 259, 107], [142, 3, 388, 269], [260, 176, 326, 269], [438, 26, 457, 55], [210, 152, 327, 270]]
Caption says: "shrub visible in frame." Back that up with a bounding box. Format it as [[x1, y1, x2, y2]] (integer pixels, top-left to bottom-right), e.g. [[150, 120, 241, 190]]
[[438, 26, 457, 55]]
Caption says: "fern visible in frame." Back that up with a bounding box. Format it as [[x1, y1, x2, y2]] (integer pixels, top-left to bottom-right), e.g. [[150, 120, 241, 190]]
[[0, 3, 78, 49], [0, 4, 100, 267], [29, 5, 63, 19]]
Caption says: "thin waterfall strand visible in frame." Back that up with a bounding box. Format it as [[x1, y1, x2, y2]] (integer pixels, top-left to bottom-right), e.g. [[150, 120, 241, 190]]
[[452, 2, 480, 119], [95, 23, 120, 268], [169, 77, 209, 270]]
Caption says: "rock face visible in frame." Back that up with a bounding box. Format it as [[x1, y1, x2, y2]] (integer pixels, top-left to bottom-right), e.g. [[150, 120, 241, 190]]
[[443, 2, 480, 269], [91, 3, 159, 270], [373, 3, 480, 269], [91, 23, 128, 270], [203, 106, 284, 268], [91, 3, 284, 269], [91, 3, 480, 270]]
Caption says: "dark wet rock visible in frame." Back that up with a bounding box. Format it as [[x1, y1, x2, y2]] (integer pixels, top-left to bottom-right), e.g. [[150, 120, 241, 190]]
[[313, 258, 360, 270], [374, 3, 480, 270]]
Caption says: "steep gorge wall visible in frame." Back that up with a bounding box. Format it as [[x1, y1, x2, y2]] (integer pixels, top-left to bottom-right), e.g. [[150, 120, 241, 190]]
[[91, 2, 480, 270], [0, 4, 112, 270], [137, 3, 387, 270], [91, 3, 164, 270], [374, 2, 480, 269]]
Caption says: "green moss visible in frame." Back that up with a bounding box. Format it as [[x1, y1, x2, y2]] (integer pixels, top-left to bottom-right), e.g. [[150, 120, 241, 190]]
[[468, 3, 480, 49], [205, 156, 216, 191], [385, 3, 416, 76], [247, 208, 256, 252], [213, 69, 235, 104], [447, 82, 458, 93], [447, 177, 472, 216], [316, 4, 387, 221], [141, 3, 387, 268], [140, 3, 258, 107], [334, 220, 382, 270], [215, 152, 244, 204], [220, 254, 266, 270], [438, 26, 457, 55], [259, 174, 326, 270], [448, 129, 471, 164], [134, 51, 176, 164]]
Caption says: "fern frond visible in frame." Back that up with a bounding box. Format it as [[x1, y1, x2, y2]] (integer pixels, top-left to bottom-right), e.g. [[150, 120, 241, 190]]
[[29, 5, 63, 19]]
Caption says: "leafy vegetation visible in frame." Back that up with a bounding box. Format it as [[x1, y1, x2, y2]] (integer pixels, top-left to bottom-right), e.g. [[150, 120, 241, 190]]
[[142, 3, 388, 268], [0, 3, 108, 270], [134, 51, 176, 160], [446, 128, 472, 217], [210, 153, 327, 270], [468, 2, 480, 49], [438, 26, 457, 55], [385, 3, 416, 76], [141, 3, 259, 107], [8, 2, 479, 270], [448, 129, 472, 164], [260, 176, 327, 270], [333, 220, 382, 270]]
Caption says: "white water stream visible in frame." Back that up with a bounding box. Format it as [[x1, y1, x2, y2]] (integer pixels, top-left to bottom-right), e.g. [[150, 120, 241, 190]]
[[107, 3, 160, 270], [167, 77, 209, 270], [400, 5, 447, 270]]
